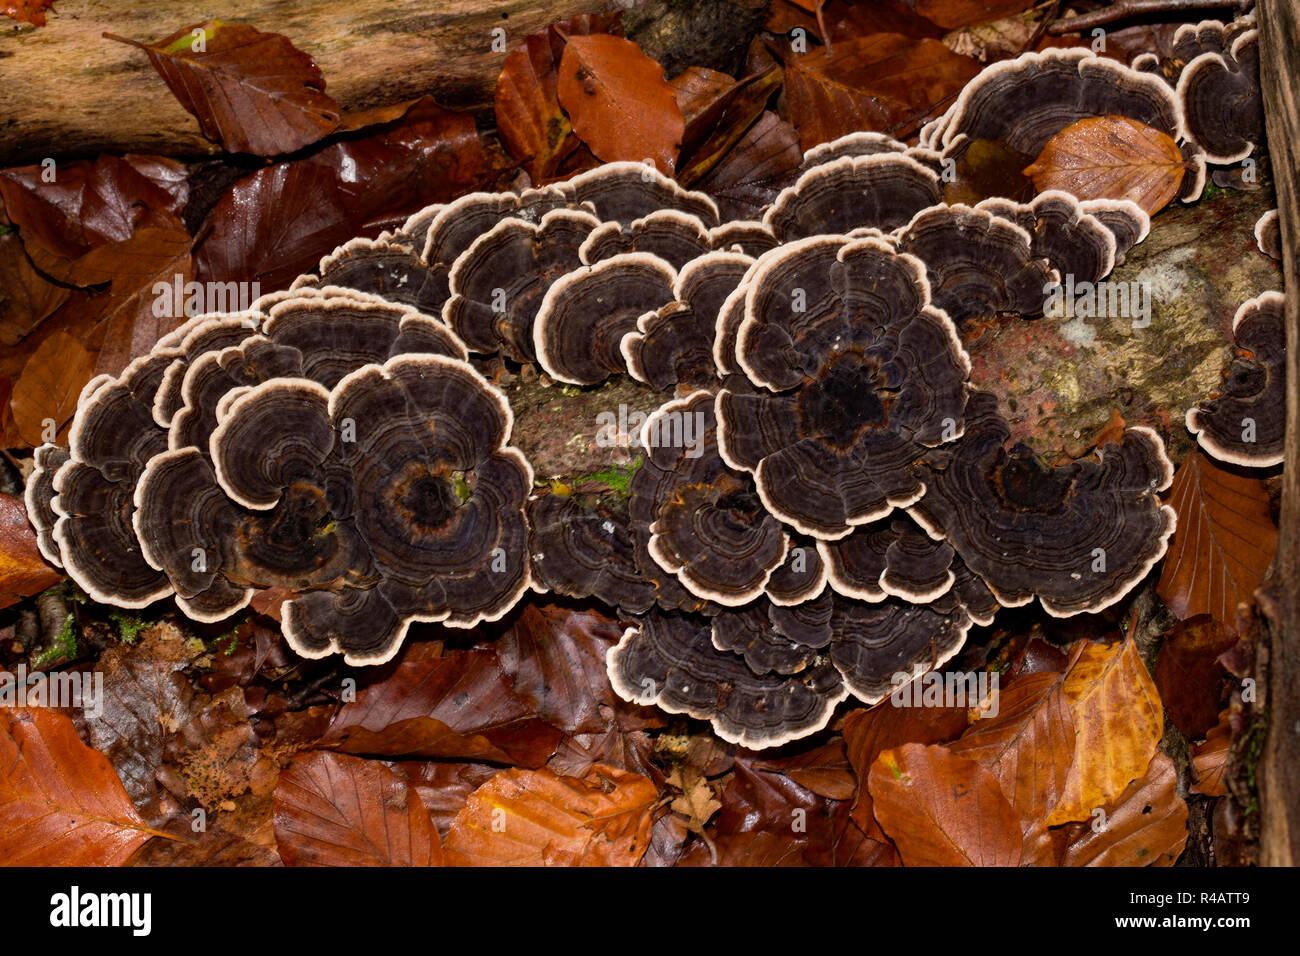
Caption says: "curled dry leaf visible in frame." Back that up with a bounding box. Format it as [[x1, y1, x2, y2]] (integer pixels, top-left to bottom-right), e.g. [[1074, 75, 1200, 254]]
[[674, 66, 784, 187], [557, 34, 684, 174], [108, 21, 340, 157], [1152, 615, 1236, 739], [696, 111, 803, 221], [0, 493, 62, 610], [1023, 115, 1186, 215], [443, 764, 657, 866], [1190, 710, 1231, 797], [1157, 450, 1279, 635], [0, 233, 70, 345], [949, 671, 1075, 832], [273, 750, 442, 866], [10, 329, 93, 448], [0, 707, 159, 866], [868, 742, 1023, 866], [1058, 751, 1188, 867], [1047, 637, 1163, 827]]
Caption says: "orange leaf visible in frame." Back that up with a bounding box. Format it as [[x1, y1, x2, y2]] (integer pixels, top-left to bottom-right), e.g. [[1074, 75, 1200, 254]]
[[0, 708, 159, 865], [272, 750, 443, 866], [557, 34, 684, 175], [443, 764, 657, 866], [1156, 449, 1278, 634], [1024, 115, 1186, 215], [868, 743, 1022, 866], [1059, 752, 1189, 866], [0, 493, 61, 610], [3, 0, 53, 26], [1190, 710, 1231, 797], [949, 671, 1075, 831], [10, 329, 94, 447], [1047, 637, 1163, 826], [107, 21, 340, 157]]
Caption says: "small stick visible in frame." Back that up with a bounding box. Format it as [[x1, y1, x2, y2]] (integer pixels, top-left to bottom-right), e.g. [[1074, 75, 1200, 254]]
[[1047, 0, 1252, 34]]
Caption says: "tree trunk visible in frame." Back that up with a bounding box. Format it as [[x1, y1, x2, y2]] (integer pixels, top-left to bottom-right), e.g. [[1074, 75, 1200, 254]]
[[0, 0, 608, 165], [1255, 0, 1300, 868]]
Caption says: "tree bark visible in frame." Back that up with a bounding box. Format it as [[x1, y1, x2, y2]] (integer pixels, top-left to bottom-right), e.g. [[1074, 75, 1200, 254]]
[[1255, 0, 1300, 867], [0, 0, 608, 165]]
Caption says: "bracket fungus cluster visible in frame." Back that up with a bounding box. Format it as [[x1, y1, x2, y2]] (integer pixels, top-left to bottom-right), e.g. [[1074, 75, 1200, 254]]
[[31, 34, 1224, 748]]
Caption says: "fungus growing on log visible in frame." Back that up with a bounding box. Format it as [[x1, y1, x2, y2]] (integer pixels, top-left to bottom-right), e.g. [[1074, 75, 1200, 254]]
[[764, 154, 942, 241], [25, 444, 71, 569], [975, 191, 1118, 287], [1255, 209, 1280, 261], [579, 210, 714, 270], [710, 593, 833, 675], [1176, 28, 1262, 164], [718, 236, 970, 538], [910, 391, 1176, 617], [1186, 291, 1286, 467], [567, 161, 720, 227], [819, 515, 957, 604], [294, 236, 450, 318]]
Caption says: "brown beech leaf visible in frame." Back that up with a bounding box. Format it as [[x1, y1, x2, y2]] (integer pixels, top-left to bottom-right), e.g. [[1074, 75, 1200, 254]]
[[130, 826, 281, 866], [677, 67, 784, 187], [914, 0, 1029, 30], [323, 647, 563, 768], [1157, 450, 1279, 635], [949, 672, 1075, 831], [941, 137, 1036, 206], [1058, 751, 1189, 866], [557, 34, 684, 174], [443, 764, 657, 866], [1047, 637, 1163, 826], [0, 493, 61, 609], [4, 0, 54, 26], [10, 329, 94, 447], [869, 743, 1022, 866], [697, 111, 804, 221], [785, 34, 979, 149], [108, 21, 340, 156], [0, 233, 69, 345], [754, 738, 856, 800], [273, 751, 442, 866], [496, 603, 626, 735], [394, 762, 501, 837], [1153, 616, 1236, 739], [0, 708, 160, 865], [1024, 115, 1186, 215], [1191, 710, 1231, 797]]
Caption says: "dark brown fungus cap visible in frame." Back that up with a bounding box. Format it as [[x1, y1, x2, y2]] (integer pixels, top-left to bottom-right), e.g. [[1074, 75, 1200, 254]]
[[399, 202, 445, 251], [708, 221, 779, 258], [282, 355, 532, 664], [819, 515, 956, 604], [1079, 199, 1150, 265], [764, 534, 828, 606], [975, 192, 1116, 287], [420, 185, 576, 269], [935, 50, 1184, 159], [1186, 290, 1285, 467], [622, 251, 751, 389], [297, 236, 452, 318], [1177, 30, 1262, 163], [631, 391, 788, 606], [443, 209, 598, 360], [1255, 210, 1280, 261], [909, 390, 1176, 617], [152, 316, 261, 427], [25, 444, 71, 568], [607, 610, 847, 748], [567, 161, 720, 227], [764, 154, 942, 241], [526, 493, 658, 614], [801, 131, 910, 168], [828, 593, 974, 703], [718, 236, 970, 538], [579, 210, 713, 271], [895, 204, 1054, 325], [711, 593, 833, 676], [533, 252, 677, 385]]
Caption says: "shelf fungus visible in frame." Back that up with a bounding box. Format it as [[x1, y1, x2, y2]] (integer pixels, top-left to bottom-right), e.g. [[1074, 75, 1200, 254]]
[[1186, 291, 1286, 467], [293, 236, 451, 319], [765, 154, 943, 241], [1176, 27, 1262, 164], [718, 236, 970, 538], [910, 391, 1176, 617], [1255, 209, 1280, 261]]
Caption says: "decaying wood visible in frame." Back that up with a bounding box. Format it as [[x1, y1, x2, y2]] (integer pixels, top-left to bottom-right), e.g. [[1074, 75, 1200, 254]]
[[0, 0, 608, 165], [1254, 0, 1300, 869]]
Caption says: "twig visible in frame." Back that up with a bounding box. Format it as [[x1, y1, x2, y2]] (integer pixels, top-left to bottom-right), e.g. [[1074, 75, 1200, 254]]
[[1047, 0, 1252, 34], [1021, 0, 1065, 56]]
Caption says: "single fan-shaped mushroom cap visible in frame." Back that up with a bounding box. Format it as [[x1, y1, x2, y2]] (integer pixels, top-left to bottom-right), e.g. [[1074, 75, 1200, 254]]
[[579, 210, 713, 270], [764, 153, 942, 241], [1177, 30, 1262, 164], [533, 252, 677, 385], [443, 208, 598, 359], [607, 610, 848, 749], [818, 514, 957, 603], [1186, 290, 1286, 467], [1255, 209, 1280, 261], [294, 236, 451, 318], [935, 49, 1185, 157], [910, 390, 1176, 617], [25, 444, 71, 568], [632, 391, 788, 606], [398, 202, 445, 250], [1079, 198, 1151, 265], [420, 184, 577, 268], [765, 534, 829, 605], [622, 251, 752, 389], [801, 130, 944, 177], [527, 493, 659, 614], [711, 592, 833, 675], [708, 220, 779, 257], [975, 191, 1116, 287], [152, 315, 261, 427], [567, 161, 720, 227], [895, 204, 1055, 325], [718, 236, 970, 539]]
